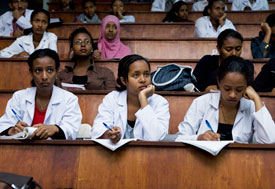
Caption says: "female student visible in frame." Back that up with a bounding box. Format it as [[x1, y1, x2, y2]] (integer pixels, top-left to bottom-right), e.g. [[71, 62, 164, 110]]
[[75, 0, 101, 23], [194, 0, 236, 38], [57, 27, 116, 90], [193, 29, 254, 92], [111, 0, 135, 23], [162, 1, 193, 23], [0, 9, 57, 58], [251, 13, 275, 59], [91, 54, 170, 143], [176, 56, 275, 143], [0, 49, 82, 140], [93, 15, 132, 59]]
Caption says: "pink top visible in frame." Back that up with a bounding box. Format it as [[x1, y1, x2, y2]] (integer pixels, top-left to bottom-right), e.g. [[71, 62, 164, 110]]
[[98, 15, 132, 59]]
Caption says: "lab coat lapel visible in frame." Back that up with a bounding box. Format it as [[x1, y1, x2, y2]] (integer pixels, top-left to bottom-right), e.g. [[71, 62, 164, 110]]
[[22, 34, 34, 52], [44, 86, 61, 124], [25, 87, 36, 124], [117, 91, 127, 133], [234, 98, 250, 126]]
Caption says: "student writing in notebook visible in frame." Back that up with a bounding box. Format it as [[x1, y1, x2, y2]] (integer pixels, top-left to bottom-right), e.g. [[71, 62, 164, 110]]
[[177, 56, 275, 143], [91, 54, 170, 143], [0, 49, 82, 140]]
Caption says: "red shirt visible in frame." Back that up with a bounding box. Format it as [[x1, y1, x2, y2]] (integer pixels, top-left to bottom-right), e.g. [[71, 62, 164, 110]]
[[32, 104, 47, 126]]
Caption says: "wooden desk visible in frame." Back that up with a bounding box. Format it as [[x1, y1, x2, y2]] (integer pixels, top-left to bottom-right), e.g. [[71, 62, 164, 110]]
[[50, 10, 275, 23], [0, 38, 255, 59], [0, 58, 268, 90], [48, 23, 260, 39], [0, 140, 275, 188], [0, 90, 274, 134]]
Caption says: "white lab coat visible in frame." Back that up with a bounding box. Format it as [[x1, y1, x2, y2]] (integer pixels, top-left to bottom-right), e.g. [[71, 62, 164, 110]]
[[231, 0, 269, 11], [0, 86, 82, 140], [151, 0, 185, 11], [0, 32, 58, 58], [91, 90, 170, 141], [0, 9, 33, 37], [194, 16, 236, 38], [192, 0, 228, 11], [120, 15, 135, 23], [176, 92, 275, 143]]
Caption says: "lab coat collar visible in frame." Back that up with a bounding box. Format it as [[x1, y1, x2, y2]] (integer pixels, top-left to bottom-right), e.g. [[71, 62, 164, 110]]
[[22, 32, 48, 48]]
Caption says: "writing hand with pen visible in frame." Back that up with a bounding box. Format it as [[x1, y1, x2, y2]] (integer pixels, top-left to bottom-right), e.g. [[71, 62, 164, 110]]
[[100, 123, 122, 143], [197, 120, 220, 141]]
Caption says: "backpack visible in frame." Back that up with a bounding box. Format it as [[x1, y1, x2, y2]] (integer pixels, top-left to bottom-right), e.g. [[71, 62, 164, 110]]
[[0, 172, 42, 189], [151, 63, 199, 91]]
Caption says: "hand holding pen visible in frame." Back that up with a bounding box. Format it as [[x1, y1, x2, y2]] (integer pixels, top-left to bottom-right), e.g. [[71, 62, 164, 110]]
[[197, 120, 220, 141], [103, 123, 121, 144], [8, 108, 29, 136]]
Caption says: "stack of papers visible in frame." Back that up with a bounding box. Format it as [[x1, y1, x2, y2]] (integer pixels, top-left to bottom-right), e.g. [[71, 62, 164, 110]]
[[61, 83, 85, 90], [0, 127, 37, 140]]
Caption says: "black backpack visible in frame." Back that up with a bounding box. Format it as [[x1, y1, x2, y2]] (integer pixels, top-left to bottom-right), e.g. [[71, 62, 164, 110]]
[[151, 63, 199, 91], [0, 172, 42, 189]]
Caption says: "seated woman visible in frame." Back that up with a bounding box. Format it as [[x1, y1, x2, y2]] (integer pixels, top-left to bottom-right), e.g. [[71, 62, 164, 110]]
[[194, 29, 254, 92], [91, 54, 170, 143], [194, 0, 236, 38], [0, 9, 57, 58], [75, 0, 101, 23], [176, 56, 275, 143], [93, 15, 132, 59], [251, 13, 275, 59], [162, 1, 193, 23], [57, 27, 116, 90], [253, 58, 275, 93], [231, 0, 269, 11], [111, 0, 135, 23], [0, 49, 82, 140]]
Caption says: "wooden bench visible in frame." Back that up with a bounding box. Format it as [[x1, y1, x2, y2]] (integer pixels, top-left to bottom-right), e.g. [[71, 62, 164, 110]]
[[50, 10, 275, 23], [48, 2, 275, 12], [0, 58, 267, 90], [0, 38, 254, 59], [1, 140, 275, 188], [0, 90, 274, 134], [48, 23, 261, 39]]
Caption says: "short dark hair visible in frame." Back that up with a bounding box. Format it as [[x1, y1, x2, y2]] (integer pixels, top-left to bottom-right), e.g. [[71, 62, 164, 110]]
[[69, 27, 94, 49], [217, 29, 243, 48], [28, 49, 60, 86], [208, 0, 224, 9], [116, 54, 151, 91], [31, 9, 50, 24], [266, 13, 275, 28], [111, 0, 123, 8], [217, 55, 250, 85], [82, 0, 96, 8]]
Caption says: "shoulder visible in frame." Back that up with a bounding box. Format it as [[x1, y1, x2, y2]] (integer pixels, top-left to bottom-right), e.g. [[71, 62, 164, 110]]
[[54, 86, 78, 100], [193, 92, 219, 106], [12, 87, 36, 100], [148, 94, 168, 106], [0, 11, 11, 18], [195, 16, 208, 23], [198, 55, 218, 64], [45, 32, 57, 39], [95, 65, 114, 74]]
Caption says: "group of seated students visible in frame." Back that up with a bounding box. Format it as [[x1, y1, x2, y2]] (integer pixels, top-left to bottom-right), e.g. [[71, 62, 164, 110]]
[[0, 0, 274, 143]]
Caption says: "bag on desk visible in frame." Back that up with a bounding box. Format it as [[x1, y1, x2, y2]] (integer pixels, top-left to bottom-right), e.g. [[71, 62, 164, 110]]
[[151, 63, 198, 91], [0, 172, 42, 189]]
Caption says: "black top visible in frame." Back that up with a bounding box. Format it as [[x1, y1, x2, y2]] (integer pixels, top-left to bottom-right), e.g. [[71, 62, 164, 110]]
[[127, 120, 136, 128], [72, 75, 88, 84], [253, 58, 275, 92], [193, 55, 255, 91], [217, 123, 233, 141]]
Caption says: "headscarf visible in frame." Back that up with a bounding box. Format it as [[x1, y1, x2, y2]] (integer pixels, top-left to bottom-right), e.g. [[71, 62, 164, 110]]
[[98, 15, 132, 59]]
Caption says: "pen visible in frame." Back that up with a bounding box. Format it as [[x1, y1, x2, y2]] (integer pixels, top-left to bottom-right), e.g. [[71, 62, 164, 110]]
[[103, 122, 119, 137], [11, 108, 23, 122], [205, 120, 215, 133], [18, 44, 24, 50]]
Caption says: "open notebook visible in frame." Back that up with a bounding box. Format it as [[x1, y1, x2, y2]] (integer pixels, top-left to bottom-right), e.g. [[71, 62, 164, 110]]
[[0, 127, 37, 140]]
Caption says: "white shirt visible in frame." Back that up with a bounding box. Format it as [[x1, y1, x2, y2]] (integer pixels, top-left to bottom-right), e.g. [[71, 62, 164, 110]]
[[231, 0, 269, 11], [176, 92, 275, 143], [0, 86, 82, 140], [91, 90, 170, 141], [194, 16, 236, 38], [0, 32, 58, 58], [151, 0, 184, 11], [192, 0, 228, 11], [0, 9, 33, 37], [120, 15, 135, 23]]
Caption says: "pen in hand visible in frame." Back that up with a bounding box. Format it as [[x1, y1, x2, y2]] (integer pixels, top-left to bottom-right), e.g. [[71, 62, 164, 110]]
[[205, 120, 215, 133], [103, 122, 119, 137], [11, 108, 23, 122]]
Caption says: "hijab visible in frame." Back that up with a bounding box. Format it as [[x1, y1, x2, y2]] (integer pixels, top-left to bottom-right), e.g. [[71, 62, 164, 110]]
[[98, 15, 132, 59]]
